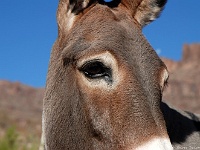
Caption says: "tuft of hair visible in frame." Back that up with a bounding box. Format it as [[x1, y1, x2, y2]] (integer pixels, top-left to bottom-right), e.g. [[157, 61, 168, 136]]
[[134, 0, 167, 27]]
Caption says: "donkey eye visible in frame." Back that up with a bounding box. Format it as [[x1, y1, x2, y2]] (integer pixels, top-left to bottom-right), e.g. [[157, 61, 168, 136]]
[[79, 61, 112, 80]]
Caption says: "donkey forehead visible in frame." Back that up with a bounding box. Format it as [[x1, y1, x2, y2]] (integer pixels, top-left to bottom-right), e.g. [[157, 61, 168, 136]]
[[63, 4, 165, 71], [66, 5, 131, 43]]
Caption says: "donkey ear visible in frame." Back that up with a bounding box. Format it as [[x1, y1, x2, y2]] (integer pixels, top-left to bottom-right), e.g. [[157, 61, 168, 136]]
[[68, 0, 91, 14], [134, 0, 167, 27], [57, 0, 91, 32]]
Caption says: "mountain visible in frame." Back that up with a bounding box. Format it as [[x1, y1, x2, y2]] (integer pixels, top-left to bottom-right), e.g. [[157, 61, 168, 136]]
[[0, 80, 43, 141], [0, 43, 199, 143], [162, 44, 200, 114]]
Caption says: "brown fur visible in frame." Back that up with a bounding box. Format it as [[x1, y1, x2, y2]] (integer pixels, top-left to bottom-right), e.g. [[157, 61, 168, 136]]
[[42, 0, 200, 149]]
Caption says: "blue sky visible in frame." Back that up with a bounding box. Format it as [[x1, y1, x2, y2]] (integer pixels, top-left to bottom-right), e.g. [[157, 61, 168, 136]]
[[0, 1, 200, 87]]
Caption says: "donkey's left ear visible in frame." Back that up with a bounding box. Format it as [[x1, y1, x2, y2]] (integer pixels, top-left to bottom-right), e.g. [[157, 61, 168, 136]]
[[57, 0, 92, 32], [134, 0, 167, 27], [69, 0, 91, 14]]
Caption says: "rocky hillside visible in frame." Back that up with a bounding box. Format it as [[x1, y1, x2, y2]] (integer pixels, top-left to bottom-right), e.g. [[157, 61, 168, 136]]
[[0, 43, 199, 141], [0, 81, 44, 139], [162, 44, 200, 114]]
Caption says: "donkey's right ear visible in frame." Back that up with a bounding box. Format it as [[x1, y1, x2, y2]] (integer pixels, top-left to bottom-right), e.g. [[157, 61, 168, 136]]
[[57, 0, 92, 32], [134, 0, 167, 28]]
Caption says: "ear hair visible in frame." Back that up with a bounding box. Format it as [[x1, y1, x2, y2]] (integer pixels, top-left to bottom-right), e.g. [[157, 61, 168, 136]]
[[57, 0, 167, 32], [134, 0, 167, 27], [69, 0, 91, 14], [57, 0, 94, 33]]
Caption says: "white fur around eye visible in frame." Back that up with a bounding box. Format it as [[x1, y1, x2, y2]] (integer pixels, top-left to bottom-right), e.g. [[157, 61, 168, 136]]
[[77, 51, 122, 90]]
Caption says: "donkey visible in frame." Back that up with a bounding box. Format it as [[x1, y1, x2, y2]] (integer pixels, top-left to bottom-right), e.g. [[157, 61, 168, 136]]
[[42, 0, 200, 149]]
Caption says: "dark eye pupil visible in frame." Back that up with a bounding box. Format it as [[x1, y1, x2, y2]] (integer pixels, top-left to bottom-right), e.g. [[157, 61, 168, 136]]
[[85, 62, 104, 76], [80, 61, 111, 79]]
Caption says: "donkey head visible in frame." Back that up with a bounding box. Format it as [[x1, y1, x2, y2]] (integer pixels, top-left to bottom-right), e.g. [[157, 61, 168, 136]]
[[43, 0, 173, 149]]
